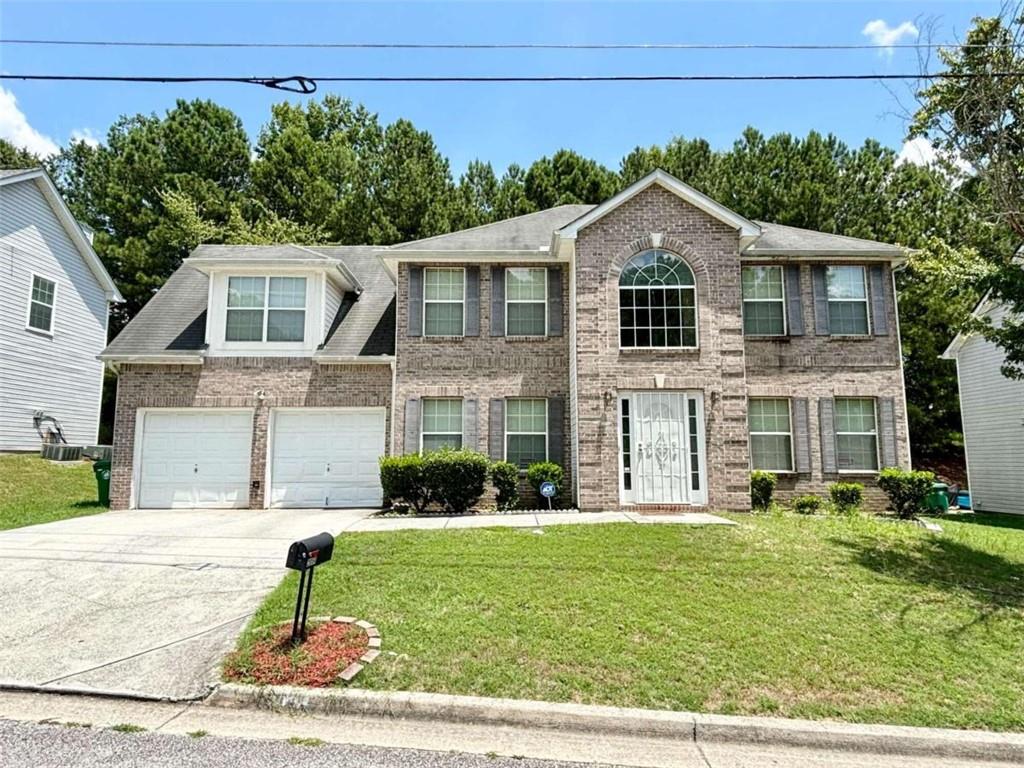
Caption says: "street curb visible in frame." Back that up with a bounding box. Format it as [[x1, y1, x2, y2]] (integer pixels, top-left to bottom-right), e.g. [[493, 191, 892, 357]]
[[0, 680, 206, 703], [208, 684, 1024, 762]]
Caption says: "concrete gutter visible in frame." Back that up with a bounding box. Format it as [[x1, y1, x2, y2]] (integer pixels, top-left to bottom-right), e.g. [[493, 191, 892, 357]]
[[209, 684, 1024, 763]]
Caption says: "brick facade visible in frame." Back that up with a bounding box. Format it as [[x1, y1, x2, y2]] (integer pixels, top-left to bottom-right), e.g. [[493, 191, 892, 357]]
[[393, 263, 571, 506], [110, 358, 392, 510]]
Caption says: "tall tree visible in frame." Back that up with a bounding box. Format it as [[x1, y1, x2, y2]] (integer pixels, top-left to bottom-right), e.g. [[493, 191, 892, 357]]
[[455, 160, 501, 228], [912, 5, 1024, 377], [0, 139, 41, 169], [524, 149, 618, 208]]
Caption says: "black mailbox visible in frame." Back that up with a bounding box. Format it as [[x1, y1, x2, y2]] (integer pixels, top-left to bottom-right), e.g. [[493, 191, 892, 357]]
[[286, 532, 334, 572]]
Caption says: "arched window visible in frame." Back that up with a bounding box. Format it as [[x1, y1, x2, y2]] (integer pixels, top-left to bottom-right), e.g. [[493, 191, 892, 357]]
[[619, 250, 697, 348]]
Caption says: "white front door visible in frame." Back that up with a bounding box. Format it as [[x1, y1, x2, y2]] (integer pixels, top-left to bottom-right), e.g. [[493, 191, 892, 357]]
[[136, 410, 253, 509], [269, 408, 386, 508], [619, 392, 706, 505]]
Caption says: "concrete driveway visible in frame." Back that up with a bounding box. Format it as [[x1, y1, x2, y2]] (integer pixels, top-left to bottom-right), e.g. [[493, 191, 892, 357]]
[[0, 507, 374, 700]]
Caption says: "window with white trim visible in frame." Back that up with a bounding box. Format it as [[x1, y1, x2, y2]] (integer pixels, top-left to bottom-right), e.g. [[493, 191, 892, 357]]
[[225, 276, 306, 342], [826, 266, 869, 335], [505, 398, 547, 468], [424, 267, 465, 337], [619, 250, 697, 348], [506, 267, 546, 336], [835, 397, 878, 471], [742, 266, 785, 336], [748, 398, 793, 472], [421, 399, 463, 452], [28, 274, 56, 333]]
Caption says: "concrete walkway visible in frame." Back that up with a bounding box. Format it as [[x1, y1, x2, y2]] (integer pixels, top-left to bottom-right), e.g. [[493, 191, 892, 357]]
[[343, 510, 736, 533]]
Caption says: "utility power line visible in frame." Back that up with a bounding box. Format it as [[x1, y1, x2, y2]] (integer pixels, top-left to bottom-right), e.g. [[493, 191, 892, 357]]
[[2, 38, 1021, 51], [0, 71, 1018, 95]]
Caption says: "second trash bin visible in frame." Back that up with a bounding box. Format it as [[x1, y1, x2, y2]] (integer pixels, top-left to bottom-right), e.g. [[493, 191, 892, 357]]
[[925, 482, 950, 513], [93, 459, 111, 506]]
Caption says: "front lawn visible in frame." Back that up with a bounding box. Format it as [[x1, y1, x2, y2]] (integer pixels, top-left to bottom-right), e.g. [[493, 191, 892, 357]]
[[238, 513, 1024, 731], [0, 454, 104, 530]]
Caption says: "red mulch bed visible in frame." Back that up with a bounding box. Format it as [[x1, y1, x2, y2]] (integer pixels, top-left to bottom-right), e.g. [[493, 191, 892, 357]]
[[223, 621, 369, 687]]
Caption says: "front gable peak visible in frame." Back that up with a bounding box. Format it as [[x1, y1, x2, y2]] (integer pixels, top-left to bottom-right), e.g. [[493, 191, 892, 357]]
[[555, 169, 761, 249]]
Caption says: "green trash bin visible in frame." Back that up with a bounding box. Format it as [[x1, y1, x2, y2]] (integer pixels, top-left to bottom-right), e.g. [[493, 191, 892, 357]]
[[93, 459, 111, 506], [925, 482, 949, 513]]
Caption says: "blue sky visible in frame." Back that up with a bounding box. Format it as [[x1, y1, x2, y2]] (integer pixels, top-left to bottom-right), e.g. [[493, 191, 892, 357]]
[[0, 1, 999, 175]]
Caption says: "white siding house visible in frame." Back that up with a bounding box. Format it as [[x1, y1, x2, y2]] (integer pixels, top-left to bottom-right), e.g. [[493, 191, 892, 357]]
[[944, 302, 1024, 515], [0, 168, 122, 450]]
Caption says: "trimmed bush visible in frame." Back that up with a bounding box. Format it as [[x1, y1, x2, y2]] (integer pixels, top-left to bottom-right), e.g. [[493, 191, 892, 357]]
[[422, 448, 490, 515], [526, 461, 565, 506], [490, 461, 520, 511], [878, 467, 936, 520], [750, 471, 777, 511], [829, 482, 864, 514], [379, 454, 429, 514], [792, 495, 823, 515]]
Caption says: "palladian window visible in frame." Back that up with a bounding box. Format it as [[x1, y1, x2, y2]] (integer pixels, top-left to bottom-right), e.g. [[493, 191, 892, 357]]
[[619, 250, 697, 348]]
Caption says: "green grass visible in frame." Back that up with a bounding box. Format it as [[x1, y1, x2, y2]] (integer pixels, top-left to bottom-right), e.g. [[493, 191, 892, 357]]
[[287, 736, 326, 747], [237, 512, 1024, 731], [0, 454, 104, 531], [109, 723, 146, 733]]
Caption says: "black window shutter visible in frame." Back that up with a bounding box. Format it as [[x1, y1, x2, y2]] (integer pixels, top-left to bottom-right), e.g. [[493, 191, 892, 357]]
[[878, 397, 898, 468], [407, 267, 423, 337], [811, 265, 830, 336], [792, 397, 812, 473], [785, 265, 804, 336], [488, 398, 505, 460], [819, 397, 837, 474], [869, 265, 889, 336], [490, 266, 505, 336], [463, 398, 478, 452], [547, 396, 565, 465], [465, 267, 480, 337], [404, 398, 421, 454], [547, 267, 563, 336]]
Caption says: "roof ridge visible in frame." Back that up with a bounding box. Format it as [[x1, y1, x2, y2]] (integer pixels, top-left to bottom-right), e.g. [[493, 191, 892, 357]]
[[393, 204, 594, 250]]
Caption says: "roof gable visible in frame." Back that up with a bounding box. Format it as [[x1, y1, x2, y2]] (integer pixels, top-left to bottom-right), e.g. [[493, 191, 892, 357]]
[[0, 168, 123, 301], [556, 169, 761, 246]]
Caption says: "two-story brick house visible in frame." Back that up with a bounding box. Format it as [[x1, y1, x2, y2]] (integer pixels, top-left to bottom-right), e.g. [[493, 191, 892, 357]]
[[102, 170, 910, 512]]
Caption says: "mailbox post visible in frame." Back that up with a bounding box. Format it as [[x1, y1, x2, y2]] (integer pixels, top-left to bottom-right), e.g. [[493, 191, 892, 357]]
[[285, 532, 335, 643]]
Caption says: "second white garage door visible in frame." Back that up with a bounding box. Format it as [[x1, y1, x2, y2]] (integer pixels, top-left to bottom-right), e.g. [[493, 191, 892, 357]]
[[269, 408, 386, 508]]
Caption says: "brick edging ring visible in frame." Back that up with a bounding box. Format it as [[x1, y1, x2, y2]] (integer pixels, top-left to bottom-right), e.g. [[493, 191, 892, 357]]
[[276, 615, 382, 683]]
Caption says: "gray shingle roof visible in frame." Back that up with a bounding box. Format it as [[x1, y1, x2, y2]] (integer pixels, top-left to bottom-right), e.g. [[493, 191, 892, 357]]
[[392, 205, 594, 252], [101, 246, 396, 360], [748, 221, 904, 256], [0, 168, 36, 178], [189, 243, 335, 261]]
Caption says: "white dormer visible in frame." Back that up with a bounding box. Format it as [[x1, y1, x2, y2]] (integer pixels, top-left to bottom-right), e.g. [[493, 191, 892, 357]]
[[185, 245, 362, 357]]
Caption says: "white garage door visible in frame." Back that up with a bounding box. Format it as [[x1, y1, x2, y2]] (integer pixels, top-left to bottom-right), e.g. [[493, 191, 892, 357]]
[[137, 410, 252, 509], [270, 409, 386, 508]]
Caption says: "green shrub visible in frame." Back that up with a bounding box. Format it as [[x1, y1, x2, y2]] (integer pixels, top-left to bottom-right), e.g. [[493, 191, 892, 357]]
[[792, 495, 823, 515], [877, 467, 935, 520], [379, 454, 429, 514], [750, 471, 777, 511], [490, 461, 520, 511], [422, 448, 490, 514], [829, 482, 864, 514], [526, 462, 565, 506]]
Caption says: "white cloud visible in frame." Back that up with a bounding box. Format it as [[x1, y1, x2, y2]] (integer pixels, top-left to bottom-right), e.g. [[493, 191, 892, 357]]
[[862, 19, 919, 56], [897, 137, 972, 174], [0, 87, 59, 157], [70, 128, 100, 148]]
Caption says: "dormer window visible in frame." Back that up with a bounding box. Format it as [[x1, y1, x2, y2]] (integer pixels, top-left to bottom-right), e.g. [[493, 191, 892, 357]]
[[226, 276, 307, 343]]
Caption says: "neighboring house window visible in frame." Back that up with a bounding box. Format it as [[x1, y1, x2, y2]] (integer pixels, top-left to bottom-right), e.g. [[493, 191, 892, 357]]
[[619, 250, 697, 348], [748, 398, 793, 472], [741, 266, 786, 336], [506, 267, 547, 336], [826, 266, 869, 335], [27, 274, 56, 333], [505, 398, 547, 468], [226, 276, 306, 342], [835, 397, 879, 471], [424, 267, 465, 336], [421, 398, 463, 452]]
